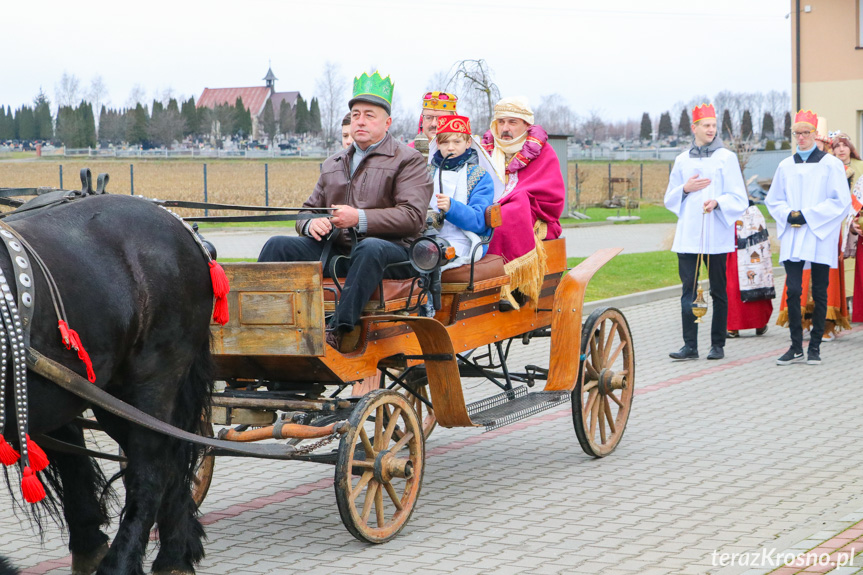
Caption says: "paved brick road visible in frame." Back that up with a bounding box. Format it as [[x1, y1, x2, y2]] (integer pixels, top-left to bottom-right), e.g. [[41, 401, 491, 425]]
[[3, 276, 863, 575]]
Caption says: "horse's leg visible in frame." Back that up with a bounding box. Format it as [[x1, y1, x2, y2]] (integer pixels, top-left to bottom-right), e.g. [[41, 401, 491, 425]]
[[150, 468, 204, 575], [95, 426, 171, 575], [41, 424, 111, 575]]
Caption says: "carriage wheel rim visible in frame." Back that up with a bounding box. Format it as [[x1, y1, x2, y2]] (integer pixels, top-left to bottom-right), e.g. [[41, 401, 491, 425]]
[[335, 390, 424, 543], [573, 308, 634, 457]]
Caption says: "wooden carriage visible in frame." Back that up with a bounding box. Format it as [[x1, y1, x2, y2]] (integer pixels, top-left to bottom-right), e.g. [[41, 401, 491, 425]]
[[204, 229, 635, 543]]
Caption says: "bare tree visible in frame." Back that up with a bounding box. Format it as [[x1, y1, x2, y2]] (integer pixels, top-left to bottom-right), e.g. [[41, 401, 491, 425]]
[[534, 94, 578, 137], [581, 109, 605, 145], [445, 59, 500, 132], [55, 72, 81, 108], [148, 108, 184, 149], [87, 75, 110, 133], [126, 84, 147, 109], [425, 70, 450, 92], [315, 61, 348, 152]]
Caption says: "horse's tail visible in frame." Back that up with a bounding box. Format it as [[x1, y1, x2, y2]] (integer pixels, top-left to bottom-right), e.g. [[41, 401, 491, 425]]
[[0, 556, 20, 575], [175, 335, 215, 482]]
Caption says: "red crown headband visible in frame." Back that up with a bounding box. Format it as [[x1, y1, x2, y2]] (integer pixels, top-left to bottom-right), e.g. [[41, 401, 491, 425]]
[[794, 109, 818, 128], [692, 104, 716, 123], [437, 115, 471, 135]]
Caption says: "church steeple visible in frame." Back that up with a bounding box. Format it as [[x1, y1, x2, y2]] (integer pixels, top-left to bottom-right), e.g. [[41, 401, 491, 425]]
[[263, 64, 277, 91]]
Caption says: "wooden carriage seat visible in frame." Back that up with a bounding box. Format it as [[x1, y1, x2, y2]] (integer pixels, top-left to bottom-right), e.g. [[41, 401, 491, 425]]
[[322, 277, 422, 313]]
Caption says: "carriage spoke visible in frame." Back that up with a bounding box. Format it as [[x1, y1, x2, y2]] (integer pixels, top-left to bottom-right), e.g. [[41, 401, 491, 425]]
[[598, 400, 607, 444], [382, 407, 402, 446], [589, 391, 601, 437], [585, 361, 599, 381], [589, 333, 600, 371], [361, 480, 379, 523], [583, 388, 599, 420], [352, 459, 375, 469], [375, 481, 386, 527], [374, 406, 384, 451], [603, 397, 617, 435], [608, 391, 624, 408], [606, 340, 627, 368], [384, 481, 404, 511], [598, 321, 607, 358], [360, 428, 376, 459], [352, 471, 373, 503], [602, 324, 616, 365], [582, 380, 598, 393], [390, 430, 414, 454]]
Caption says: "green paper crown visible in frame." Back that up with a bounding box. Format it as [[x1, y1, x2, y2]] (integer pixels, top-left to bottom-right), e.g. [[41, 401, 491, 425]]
[[352, 71, 394, 106]]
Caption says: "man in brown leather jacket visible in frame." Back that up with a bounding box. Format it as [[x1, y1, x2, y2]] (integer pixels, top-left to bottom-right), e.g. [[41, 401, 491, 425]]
[[259, 72, 432, 348]]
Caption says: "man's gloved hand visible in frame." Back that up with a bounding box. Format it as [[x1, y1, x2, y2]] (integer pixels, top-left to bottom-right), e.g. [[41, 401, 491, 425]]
[[787, 210, 806, 226]]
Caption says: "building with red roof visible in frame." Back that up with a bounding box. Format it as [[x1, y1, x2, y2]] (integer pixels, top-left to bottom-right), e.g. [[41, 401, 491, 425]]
[[197, 67, 299, 141]]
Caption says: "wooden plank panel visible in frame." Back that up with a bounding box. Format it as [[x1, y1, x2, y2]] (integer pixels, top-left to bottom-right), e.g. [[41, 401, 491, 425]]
[[240, 293, 295, 325]]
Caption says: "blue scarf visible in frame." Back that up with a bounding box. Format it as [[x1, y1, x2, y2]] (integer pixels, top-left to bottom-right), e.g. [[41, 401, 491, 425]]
[[432, 148, 477, 171]]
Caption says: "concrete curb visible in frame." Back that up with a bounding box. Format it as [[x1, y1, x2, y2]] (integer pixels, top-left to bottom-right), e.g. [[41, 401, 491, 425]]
[[583, 265, 786, 314]]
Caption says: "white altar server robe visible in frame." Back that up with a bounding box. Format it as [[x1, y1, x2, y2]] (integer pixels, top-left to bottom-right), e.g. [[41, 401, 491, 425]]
[[664, 148, 748, 254], [765, 153, 851, 268]]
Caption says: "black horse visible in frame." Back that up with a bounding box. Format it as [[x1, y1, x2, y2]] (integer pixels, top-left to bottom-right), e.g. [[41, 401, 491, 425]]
[[0, 194, 215, 574]]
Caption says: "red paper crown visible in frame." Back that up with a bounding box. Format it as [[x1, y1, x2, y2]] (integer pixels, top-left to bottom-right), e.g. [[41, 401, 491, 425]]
[[437, 115, 471, 135], [692, 104, 716, 123], [423, 91, 458, 111], [794, 109, 817, 128]]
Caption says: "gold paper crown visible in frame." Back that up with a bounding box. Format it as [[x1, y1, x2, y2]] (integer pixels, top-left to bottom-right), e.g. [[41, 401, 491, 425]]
[[422, 91, 457, 111]]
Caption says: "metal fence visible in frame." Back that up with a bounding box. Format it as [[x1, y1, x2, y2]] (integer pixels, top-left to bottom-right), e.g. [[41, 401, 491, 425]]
[[42, 147, 329, 159]]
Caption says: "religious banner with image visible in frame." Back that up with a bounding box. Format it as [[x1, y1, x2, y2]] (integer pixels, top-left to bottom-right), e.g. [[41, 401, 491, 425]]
[[736, 205, 775, 302]]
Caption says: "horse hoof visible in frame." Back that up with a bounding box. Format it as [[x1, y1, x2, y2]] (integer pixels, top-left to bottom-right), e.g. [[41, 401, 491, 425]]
[[71, 542, 109, 575]]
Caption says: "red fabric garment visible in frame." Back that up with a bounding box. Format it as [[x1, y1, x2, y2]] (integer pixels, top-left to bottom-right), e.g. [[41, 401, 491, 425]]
[[487, 140, 565, 261], [853, 236, 863, 322], [726, 249, 773, 330]]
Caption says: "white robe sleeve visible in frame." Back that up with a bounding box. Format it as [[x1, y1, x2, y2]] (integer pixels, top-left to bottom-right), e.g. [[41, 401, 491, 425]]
[[713, 152, 748, 228], [664, 157, 687, 216], [801, 162, 853, 240], [765, 165, 791, 239]]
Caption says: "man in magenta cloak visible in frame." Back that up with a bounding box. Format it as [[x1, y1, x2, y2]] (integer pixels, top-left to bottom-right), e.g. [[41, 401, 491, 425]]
[[481, 97, 565, 306]]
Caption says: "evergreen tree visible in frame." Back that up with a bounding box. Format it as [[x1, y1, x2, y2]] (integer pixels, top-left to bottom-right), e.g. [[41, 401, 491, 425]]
[[639, 112, 652, 141], [0, 107, 13, 140], [16, 106, 37, 140], [721, 110, 734, 139], [261, 102, 277, 142], [127, 103, 150, 146], [99, 105, 108, 142], [741, 110, 753, 139], [214, 104, 234, 140], [79, 102, 97, 147], [783, 112, 792, 140], [678, 109, 691, 138], [278, 99, 294, 136], [167, 98, 180, 115], [55, 105, 79, 145], [151, 100, 164, 122], [309, 97, 322, 134], [295, 95, 310, 134], [658, 111, 673, 138], [761, 113, 774, 139], [181, 97, 199, 137], [33, 89, 53, 140], [233, 97, 252, 138]]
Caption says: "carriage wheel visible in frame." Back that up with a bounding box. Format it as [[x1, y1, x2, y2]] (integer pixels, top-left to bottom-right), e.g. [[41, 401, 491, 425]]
[[334, 390, 424, 544], [191, 422, 215, 507], [572, 307, 635, 458], [392, 372, 437, 440]]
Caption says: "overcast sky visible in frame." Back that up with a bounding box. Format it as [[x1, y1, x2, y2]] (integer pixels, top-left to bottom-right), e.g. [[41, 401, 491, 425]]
[[3, 0, 791, 122]]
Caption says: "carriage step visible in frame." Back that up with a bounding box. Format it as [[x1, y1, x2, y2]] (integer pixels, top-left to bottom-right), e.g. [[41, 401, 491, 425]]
[[466, 386, 571, 431]]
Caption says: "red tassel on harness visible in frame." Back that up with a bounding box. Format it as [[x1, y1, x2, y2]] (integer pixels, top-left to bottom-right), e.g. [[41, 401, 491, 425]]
[[209, 261, 230, 325], [21, 466, 45, 503], [25, 435, 49, 472], [0, 436, 20, 466], [57, 320, 96, 383]]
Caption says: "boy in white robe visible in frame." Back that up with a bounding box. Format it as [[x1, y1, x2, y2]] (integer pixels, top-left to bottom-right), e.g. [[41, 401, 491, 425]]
[[765, 109, 851, 366], [664, 104, 748, 361]]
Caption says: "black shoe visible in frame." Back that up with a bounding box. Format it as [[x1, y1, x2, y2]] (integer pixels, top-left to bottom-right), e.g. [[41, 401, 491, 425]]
[[726, 330, 739, 338], [706, 346, 724, 360], [776, 348, 804, 365], [755, 325, 768, 336], [669, 346, 698, 360], [806, 349, 821, 365]]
